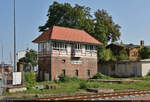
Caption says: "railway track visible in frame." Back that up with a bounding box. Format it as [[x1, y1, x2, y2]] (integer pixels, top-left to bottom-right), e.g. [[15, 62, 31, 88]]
[[37, 89, 150, 101]]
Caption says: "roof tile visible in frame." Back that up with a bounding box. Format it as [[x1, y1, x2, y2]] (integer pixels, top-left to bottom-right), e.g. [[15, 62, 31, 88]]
[[33, 26, 102, 45]]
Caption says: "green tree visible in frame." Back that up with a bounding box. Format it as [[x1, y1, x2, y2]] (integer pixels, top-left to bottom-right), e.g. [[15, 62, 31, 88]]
[[118, 49, 129, 60], [140, 47, 150, 59], [39, 2, 94, 34], [98, 46, 114, 62], [94, 9, 121, 45], [39, 2, 121, 44], [23, 49, 37, 72]]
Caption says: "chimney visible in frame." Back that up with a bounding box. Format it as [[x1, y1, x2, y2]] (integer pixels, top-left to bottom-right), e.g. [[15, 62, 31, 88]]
[[140, 40, 144, 46]]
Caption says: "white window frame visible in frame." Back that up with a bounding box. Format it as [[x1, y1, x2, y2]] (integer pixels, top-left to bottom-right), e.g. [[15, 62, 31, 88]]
[[85, 45, 97, 52], [75, 43, 81, 50], [52, 42, 67, 50]]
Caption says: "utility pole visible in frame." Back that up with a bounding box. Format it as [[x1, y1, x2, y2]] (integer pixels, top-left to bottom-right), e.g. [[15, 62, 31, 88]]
[[1, 44, 5, 93], [10, 51, 13, 66], [14, 0, 16, 72]]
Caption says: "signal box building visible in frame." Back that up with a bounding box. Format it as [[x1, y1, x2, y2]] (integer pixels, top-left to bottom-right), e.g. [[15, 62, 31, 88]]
[[33, 26, 101, 81]]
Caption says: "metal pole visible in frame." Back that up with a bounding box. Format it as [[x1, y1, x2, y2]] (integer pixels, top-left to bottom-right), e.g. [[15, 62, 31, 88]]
[[1, 45, 4, 94], [14, 0, 16, 72]]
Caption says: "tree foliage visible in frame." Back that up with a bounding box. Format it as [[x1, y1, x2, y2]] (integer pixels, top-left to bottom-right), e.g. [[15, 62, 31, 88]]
[[140, 47, 150, 59], [23, 49, 37, 71], [98, 46, 116, 62], [39, 2, 94, 34], [118, 49, 129, 60], [39, 1, 121, 45], [94, 9, 121, 45]]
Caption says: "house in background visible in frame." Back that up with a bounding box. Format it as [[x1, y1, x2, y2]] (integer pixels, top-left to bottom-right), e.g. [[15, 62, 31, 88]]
[[99, 40, 150, 77], [33, 26, 102, 81], [16, 49, 29, 62], [106, 40, 145, 60], [0, 64, 13, 85]]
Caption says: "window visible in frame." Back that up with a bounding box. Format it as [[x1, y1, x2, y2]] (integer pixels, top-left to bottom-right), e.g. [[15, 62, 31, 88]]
[[87, 70, 90, 77], [75, 70, 78, 77], [62, 69, 66, 76], [38, 43, 44, 52], [75, 43, 81, 50], [52, 42, 67, 50], [85, 45, 96, 52]]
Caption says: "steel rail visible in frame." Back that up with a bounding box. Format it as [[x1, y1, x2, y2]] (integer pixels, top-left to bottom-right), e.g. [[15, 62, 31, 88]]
[[37, 89, 150, 101]]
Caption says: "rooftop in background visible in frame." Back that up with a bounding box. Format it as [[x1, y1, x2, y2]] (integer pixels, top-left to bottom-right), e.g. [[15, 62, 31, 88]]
[[108, 43, 140, 48], [107, 40, 149, 49], [0, 64, 13, 67], [33, 26, 102, 45]]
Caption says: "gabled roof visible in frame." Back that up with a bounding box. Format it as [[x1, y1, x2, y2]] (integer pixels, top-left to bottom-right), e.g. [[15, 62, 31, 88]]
[[33, 26, 102, 45]]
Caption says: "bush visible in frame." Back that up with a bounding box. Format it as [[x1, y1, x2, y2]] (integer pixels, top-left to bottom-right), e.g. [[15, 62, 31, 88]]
[[79, 82, 87, 89], [24, 72, 37, 88], [118, 49, 129, 60], [92, 73, 113, 79], [79, 82, 100, 89], [59, 74, 79, 82], [140, 46, 150, 59], [87, 82, 100, 88], [25, 72, 36, 83]]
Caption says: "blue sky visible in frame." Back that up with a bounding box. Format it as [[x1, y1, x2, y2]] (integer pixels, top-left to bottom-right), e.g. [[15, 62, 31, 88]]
[[1, 0, 150, 63]]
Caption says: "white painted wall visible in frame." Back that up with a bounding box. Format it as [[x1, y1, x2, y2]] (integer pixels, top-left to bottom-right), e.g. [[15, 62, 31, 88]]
[[141, 62, 150, 76], [38, 41, 98, 58], [16, 50, 29, 62]]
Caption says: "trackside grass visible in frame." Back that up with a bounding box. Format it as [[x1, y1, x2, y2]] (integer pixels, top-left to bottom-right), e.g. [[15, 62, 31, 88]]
[[4, 72, 150, 96]]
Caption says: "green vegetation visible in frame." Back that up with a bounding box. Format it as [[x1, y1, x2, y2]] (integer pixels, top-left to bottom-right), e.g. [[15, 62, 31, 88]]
[[22, 49, 37, 72], [92, 73, 114, 80], [140, 46, 150, 59], [59, 74, 81, 83], [39, 2, 121, 46], [38, 1, 122, 62], [7, 72, 150, 96], [117, 49, 129, 60]]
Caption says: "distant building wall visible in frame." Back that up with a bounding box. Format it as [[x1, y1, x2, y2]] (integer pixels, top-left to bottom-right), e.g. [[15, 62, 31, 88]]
[[141, 61, 150, 76], [16, 50, 29, 62], [99, 59, 150, 77]]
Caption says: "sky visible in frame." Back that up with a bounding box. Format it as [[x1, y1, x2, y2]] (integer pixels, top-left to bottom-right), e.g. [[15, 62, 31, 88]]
[[0, 0, 150, 63]]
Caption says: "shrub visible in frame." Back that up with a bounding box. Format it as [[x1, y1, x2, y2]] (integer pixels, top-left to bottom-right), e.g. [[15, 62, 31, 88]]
[[79, 82, 87, 89], [25, 72, 36, 84], [140, 46, 150, 59], [80, 82, 100, 89], [59, 74, 79, 82], [118, 49, 129, 60], [87, 82, 100, 88], [92, 73, 113, 79], [24, 72, 38, 89]]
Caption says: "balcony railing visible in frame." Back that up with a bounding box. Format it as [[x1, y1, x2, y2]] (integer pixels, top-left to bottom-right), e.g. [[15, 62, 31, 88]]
[[71, 49, 82, 57], [38, 49, 97, 57]]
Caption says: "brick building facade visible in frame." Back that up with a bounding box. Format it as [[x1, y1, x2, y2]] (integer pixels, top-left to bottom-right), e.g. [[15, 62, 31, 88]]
[[33, 26, 101, 81], [106, 41, 145, 60]]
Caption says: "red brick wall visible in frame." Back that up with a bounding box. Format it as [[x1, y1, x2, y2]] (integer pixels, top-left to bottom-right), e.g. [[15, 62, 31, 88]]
[[51, 56, 97, 80], [38, 56, 97, 81]]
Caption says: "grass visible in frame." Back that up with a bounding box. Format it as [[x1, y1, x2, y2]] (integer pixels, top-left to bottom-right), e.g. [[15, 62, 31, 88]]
[[5, 72, 150, 97]]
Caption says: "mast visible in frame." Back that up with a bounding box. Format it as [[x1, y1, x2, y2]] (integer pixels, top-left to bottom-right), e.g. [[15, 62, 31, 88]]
[[1, 44, 4, 90], [14, 0, 16, 72]]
